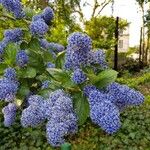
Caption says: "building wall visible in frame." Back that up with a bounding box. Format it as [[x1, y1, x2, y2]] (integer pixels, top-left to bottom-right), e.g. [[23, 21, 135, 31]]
[[118, 26, 130, 52]]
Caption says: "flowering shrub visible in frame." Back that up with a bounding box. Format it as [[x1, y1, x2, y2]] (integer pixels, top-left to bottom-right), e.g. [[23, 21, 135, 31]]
[[0, 1, 145, 147]]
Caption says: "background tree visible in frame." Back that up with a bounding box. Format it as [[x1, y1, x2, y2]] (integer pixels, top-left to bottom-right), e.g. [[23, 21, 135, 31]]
[[85, 16, 128, 49]]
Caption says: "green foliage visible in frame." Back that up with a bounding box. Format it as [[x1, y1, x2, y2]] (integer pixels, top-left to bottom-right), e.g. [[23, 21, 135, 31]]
[[87, 69, 118, 88], [73, 92, 90, 126], [85, 16, 128, 49]]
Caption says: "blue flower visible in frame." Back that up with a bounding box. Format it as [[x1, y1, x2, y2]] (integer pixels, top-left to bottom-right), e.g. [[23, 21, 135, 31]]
[[83, 85, 97, 97], [21, 104, 46, 127], [48, 42, 64, 53], [30, 19, 48, 37], [88, 89, 107, 106], [2, 103, 17, 127], [41, 80, 51, 89], [32, 14, 43, 22], [4, 28, 23, 42], [47, 90, 66, 107], [46, 121, 68, 147], [46, 93, 77, 147], [42, 7, 54, 25], [27, 95, 45, 106], [90, 49, 108, 69], [72, 68, 87, 84], [90, 101, 121, 134], [16, 50, 28, 67], [1, 0, 24, 18], [0, 78, 18, 102], [40, 39, 50, 49], [32, 7, 54, 25], [47, 62, 55, 68], [4, 67, 16, 81], [106, 82, 144, 106], [0, 39, 9, 56], [68, 32, 92, 52]]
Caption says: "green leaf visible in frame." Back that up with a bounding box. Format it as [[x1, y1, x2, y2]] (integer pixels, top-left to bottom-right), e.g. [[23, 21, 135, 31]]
[[17, 67, 36, 78], [4, 43, 19, 66], [55, 51, 65, 68], [20, 41, 28, 49], [28, 37, 41, 51], [23, 7, 35, 18], [73, 92, 90, 126], [0, 63, 7, 74], [42, 51, 54, 62], [46, 68, 75, 88], [87, 69, 118, 88], [28, 50, 45, 72], [18, 85, 30, 98]]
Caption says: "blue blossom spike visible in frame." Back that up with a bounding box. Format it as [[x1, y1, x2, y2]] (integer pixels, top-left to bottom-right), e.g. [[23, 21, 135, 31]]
[[4, 67, 16, 81], [0, 78, 18, 102], [68, 32, 92, 52], [16, 50, 28, 67], [32, 14, 43, 22], [46, 121, 68, 147], [30, 19, 48, 37], [42, 7, 54, 25], [4, 28, 23, 42], [88, 89, 108, 106], [47, 62, 55, 68], [90, 101, 121, 134], [0, 39, 9, 56], [53, 96, 73, 113], [1, 0, 24, 18], [83, 85, 97, 97], [91, 49, 108, 69], [40, 39, 50, 49], [47, 89, 66, 106], [72, 68, 87, 84], [106, 82, 144, 106], [41, 80, 51, 89], [28, 95, 45, 106], [2, 103, 17, 127], [21, 104, 46, 127], [48, 42, 64, 53]]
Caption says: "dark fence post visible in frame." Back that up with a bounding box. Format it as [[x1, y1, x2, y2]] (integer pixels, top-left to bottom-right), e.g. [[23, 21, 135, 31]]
[[114, 16, 119, 71]]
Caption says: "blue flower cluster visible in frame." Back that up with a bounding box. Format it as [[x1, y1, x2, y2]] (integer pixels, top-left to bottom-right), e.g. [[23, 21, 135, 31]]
[[64, 32, 108, 84], [71, 68, 87, 84], [2, 103, 17, 127], [4, 67, 16, 81], [48, 42, 65, 53], [21, 90, 77, 147], [41, 80, 51, 89], [40, 39, 65, 54], [16, 50, 28, 67], [30, 7, 54, 36], [46, 90, 78, 147], [106, 82, 145, 106], [0, 39, 9, 57], [47, 62, 55, 68], [84, 82, 144, 134], [30, 19, 48, 37], [4, 28, 23, 42], [0, 68, 18, 102], [1, 0, 24, 18], [32, 7, 54, 25]]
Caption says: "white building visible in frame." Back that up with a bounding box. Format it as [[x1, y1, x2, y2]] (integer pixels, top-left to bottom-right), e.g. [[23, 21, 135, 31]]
[[118, 25, 130, 52]]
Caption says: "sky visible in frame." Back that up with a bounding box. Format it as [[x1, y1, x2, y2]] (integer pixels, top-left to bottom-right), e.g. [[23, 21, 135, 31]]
[[81, 0, 149, 47]]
